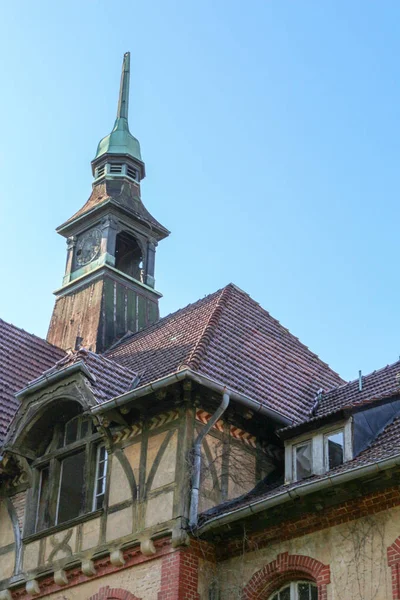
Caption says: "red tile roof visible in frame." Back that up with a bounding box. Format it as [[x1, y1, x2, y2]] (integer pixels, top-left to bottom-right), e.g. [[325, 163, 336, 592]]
[[316, 360, 400, 417], [280, 359, 400, 438], [106, 284, 344, 422], [0, 319, 65, 444]]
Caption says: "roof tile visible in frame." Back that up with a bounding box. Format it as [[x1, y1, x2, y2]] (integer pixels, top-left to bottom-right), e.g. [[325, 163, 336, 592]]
[[0, 319, 65, 444], [106, 284, 343, 422]]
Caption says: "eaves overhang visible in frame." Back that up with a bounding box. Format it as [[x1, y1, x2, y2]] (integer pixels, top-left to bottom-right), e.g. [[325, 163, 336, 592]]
[[195, 452, 400, 536], [57, 197, 170, 240], [14, 361, 95, 401], [90, 367, 293, 427]]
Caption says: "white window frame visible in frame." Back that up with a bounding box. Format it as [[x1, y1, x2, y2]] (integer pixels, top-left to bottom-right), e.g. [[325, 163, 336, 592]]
[[324, 428, 344, 472], [292, 440, 312, 481], [269, 580, 318, 599], [93, 444, 108, 511], [285, 418, 353, 484], [35, 465, 49, 531]]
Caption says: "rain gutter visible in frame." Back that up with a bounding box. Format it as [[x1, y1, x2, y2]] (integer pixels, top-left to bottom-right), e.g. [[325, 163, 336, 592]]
[[196, 453, 400, 535], [15, 362, 95, 401], [90, 368, 292, 427]]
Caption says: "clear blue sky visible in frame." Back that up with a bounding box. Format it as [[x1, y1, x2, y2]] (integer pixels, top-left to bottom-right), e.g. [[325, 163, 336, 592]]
[[1, 0, 400, 382]]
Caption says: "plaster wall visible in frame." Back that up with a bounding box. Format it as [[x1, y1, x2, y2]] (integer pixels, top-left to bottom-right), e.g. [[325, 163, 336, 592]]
[[0, 500, 16, 580], [227, 443, 256, 501], [198, 430, 258, 513], [215, 505, 400, 600], [0, 500, 14, 547], [40, 558, 163, 600], [108, 455, 132, 506], [0, 551, 14, 581]]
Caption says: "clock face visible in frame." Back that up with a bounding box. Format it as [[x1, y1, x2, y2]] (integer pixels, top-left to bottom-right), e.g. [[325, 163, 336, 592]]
[[75, 229, 102, 267]]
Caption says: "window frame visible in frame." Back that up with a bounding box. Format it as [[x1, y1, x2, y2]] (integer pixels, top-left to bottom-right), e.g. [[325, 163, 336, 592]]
[[324, 428, 344, 472], [30, 415, 107, 536], [292, 440, 312, 482], [93, 443, 108, 511], [269, 580, 318, 600], [285, 419, 353, 484]]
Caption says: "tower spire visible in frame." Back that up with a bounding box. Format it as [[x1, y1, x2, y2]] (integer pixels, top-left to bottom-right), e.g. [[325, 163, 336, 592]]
[[92, 51, 143, 170], [116, 52, 130, 122]]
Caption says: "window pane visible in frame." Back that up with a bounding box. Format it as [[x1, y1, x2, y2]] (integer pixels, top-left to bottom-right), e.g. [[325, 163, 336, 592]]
[[97, 477, 105, 495], [80, 418, 90, 438], [298, 582, 315, 600], [296, 443, 312, 480], [95, 493, 105, 510], [93, 444, 108, 510], [327, 431, 344, 469], [98, 445, 106, 462], [279, 586, 290, 600], [311, 585, 318, 600], [36, 466, 50, 532], [65, 417, 78, 445], [57, 451, 85, 524]]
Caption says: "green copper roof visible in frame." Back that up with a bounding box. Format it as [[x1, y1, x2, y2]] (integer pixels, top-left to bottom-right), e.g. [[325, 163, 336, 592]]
[[94, 52, 142, 163]]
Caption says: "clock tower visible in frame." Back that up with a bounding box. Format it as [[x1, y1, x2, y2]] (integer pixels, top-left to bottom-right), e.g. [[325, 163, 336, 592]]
[[47, 52, 169, 353]]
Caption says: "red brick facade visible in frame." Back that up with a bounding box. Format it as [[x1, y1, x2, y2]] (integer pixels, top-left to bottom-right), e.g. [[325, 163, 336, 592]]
[[158, 548, 200, 600], [242, 552, 330, 600]]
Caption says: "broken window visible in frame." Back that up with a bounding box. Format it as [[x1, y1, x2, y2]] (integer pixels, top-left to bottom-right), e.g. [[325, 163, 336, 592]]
[[56, 451, 86, 524], [33, 414, 107, 533], [325, 430, 344, 470], [293, 441, 312, 481]]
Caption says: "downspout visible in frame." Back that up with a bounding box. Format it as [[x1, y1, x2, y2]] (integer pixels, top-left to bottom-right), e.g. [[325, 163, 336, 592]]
[[189, 391, 230, 529]]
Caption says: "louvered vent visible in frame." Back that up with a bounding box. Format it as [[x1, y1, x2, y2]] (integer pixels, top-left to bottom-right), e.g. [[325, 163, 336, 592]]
[[110, 163, 123, 174], [127, 166, 137, 180], [96, 165, 105, 178]]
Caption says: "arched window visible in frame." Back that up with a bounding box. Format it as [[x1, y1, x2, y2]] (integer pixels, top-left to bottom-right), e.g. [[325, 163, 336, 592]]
[[28, 409, 108, 534], [269, 581, 317, 600], [242, 552, 330, 600], [87, 586, 141, 600]]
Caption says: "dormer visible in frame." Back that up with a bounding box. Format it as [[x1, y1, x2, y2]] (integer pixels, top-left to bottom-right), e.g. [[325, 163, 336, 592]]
[[282, 385, 400, 485], [283, 419, 353, 484]]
